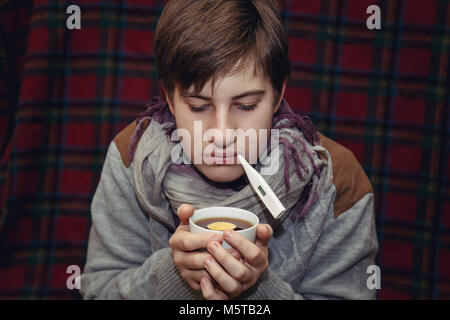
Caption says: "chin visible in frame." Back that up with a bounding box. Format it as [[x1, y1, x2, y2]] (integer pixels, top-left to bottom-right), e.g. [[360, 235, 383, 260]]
[[197, 165, 244, 183]]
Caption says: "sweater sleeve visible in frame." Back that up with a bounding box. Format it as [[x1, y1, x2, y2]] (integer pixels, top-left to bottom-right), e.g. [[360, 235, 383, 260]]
[[80, 142, 202, 300], [240, 191, 379, 300]]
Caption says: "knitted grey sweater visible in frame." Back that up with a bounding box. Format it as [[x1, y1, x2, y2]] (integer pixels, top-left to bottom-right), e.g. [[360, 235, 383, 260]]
[[80, 128, 378, 300]]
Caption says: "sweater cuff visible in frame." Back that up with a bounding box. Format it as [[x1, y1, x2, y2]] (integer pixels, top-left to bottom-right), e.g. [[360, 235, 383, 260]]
[[155, 248, 203, 300]]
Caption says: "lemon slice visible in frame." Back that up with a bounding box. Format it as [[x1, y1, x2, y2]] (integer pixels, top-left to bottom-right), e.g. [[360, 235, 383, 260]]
[[207, 222, 236, 231]]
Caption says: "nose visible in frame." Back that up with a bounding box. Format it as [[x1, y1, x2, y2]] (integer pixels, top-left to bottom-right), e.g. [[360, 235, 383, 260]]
[[207, 107, 236, 149]]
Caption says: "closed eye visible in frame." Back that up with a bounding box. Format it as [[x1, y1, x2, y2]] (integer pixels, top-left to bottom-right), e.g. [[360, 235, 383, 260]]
[[189, 105, 209, 112], [188, 104, 257, 112], [237, 104, 257, 112]]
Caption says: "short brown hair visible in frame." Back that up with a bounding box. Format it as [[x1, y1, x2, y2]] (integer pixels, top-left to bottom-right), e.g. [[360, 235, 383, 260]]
[[154, 0, 290, 105]]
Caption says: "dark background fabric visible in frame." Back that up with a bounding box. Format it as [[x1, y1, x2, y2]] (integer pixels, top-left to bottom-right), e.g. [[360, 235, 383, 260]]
[[0, 0, 449, 299]]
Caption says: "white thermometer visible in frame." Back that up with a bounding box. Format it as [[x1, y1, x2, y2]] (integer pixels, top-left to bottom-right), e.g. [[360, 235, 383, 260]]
[[237, 154, 286, 219]]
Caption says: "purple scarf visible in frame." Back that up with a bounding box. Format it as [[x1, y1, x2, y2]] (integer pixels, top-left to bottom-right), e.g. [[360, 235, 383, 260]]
[[128, 96, 330, 222]]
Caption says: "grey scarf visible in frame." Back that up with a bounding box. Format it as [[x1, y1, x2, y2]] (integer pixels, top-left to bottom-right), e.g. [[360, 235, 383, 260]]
[[130, 97, 332, 231]]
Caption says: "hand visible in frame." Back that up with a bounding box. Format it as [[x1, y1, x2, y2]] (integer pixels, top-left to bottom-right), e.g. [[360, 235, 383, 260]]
[[169, 204, 241, 291], [169, 204, 220, 290], [200, 223, 273, 300]]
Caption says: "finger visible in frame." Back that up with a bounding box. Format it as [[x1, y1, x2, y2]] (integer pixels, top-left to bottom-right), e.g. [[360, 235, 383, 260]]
[[177, 224, 189, 232], [177, 204, 195, 225], [204, 256, 243, 296], [173, 251, 212, 270], [182, 269, 212, 291], [200, 277, 229, 300], [255, 224, 273, 247], [170, 230, 222, 251], [223, 229, 266, 266], [207, 241, 252, 283], [227, 248, 241, 260], [191, 269, 213, 283]]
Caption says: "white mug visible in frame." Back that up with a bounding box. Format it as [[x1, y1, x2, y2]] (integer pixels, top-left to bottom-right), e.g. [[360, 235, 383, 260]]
[[189, 206, 259, 249]]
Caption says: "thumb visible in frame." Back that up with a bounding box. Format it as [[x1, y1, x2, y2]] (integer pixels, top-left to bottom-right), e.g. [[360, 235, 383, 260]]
[[256, 224, 273, 246], [177, 204, 195, 225]]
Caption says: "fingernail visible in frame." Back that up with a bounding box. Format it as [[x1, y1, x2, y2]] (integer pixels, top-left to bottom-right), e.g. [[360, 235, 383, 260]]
[[207, 242, 217, 252], [229, 249, 240, 260], [223, 230, 233, 239], [204, 257, 213, 267]]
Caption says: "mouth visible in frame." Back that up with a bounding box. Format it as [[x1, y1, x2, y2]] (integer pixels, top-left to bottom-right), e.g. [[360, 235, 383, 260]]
[[203, 151, 238, 165]]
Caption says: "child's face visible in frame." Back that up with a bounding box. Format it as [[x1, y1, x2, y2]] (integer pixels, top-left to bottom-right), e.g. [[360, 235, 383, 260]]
[[166, 62, 285, 183]]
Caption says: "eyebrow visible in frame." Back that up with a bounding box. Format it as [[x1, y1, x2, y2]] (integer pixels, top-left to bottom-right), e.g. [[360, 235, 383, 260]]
[[181, 89, 266, 101]]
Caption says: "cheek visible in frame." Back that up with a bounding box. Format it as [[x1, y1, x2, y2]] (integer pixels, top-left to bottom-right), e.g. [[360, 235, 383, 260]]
[[178, 128, 201, 163], [238, 107, 273, 128], [251, 105, 274, 128], [173, 116, 196, 162], [238, 109, 274, 140]]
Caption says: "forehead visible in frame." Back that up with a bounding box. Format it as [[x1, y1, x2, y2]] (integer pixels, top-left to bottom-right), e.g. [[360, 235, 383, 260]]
[[181, 59, 270, 97]]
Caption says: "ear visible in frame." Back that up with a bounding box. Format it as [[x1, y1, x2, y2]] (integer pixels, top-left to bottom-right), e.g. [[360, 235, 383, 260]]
[[162, 86, 175, 116], [273, 78, 287, 114]]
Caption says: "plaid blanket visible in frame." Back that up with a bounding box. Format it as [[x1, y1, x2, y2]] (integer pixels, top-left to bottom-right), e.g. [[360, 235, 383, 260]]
[[0, 0, 449, 299]]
